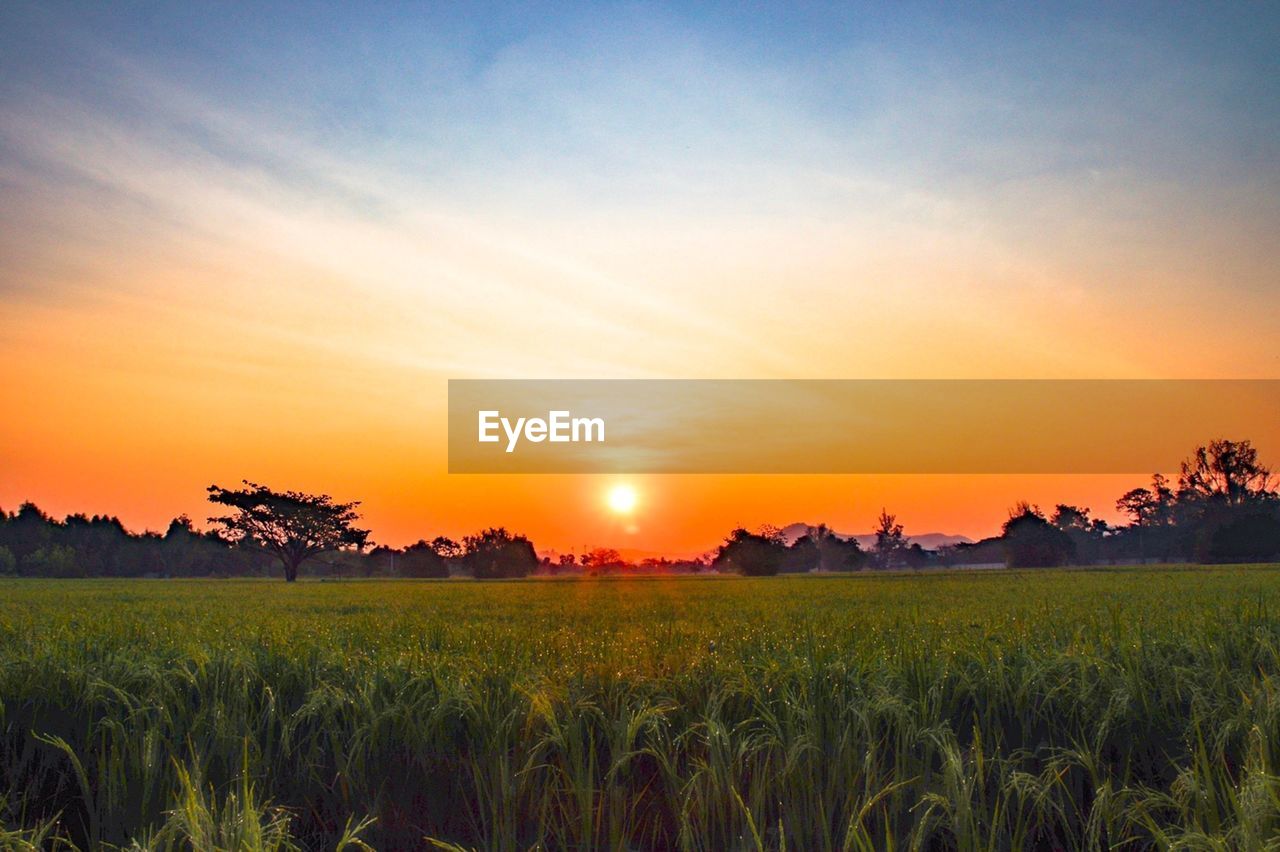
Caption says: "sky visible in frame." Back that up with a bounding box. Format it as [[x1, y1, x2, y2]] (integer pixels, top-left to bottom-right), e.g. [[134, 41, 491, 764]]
[[2, 2, 1278, 556]]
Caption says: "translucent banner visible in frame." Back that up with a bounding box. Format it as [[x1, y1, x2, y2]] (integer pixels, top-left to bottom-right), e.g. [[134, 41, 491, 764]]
[[447, 380, 1280, 473]]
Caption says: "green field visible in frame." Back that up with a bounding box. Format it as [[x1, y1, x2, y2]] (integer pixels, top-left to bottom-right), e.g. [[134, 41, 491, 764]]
[[3, 568, 1280, 850]]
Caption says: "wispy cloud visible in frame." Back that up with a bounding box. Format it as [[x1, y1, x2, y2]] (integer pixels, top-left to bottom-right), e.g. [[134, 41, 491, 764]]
[[2, 2, 1278, 390]]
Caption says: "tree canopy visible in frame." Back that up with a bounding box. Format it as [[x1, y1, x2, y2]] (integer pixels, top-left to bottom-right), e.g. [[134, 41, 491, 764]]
[[462, 527, 538, 579], [1179, 439, 1274, 506], [713, 528, 786, 576], [873, 509, 908, 569], [1002, 503, 1075, 568], [207, 481, 370, 581]]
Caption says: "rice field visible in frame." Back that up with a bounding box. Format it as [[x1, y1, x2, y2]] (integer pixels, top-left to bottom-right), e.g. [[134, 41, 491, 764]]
[[2, 567, 1280, 850]]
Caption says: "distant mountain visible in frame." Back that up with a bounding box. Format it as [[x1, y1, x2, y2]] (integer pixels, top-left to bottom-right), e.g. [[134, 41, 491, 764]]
[[543, 525, 975, 566], [776, 522, 973, 552]]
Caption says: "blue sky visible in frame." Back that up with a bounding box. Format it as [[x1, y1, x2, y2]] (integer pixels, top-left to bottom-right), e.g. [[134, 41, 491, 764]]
[[5, 2, 1277, 213]]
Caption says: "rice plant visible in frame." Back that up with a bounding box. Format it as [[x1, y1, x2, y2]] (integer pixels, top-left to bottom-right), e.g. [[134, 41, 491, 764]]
[[2, 566, 1280, 848]]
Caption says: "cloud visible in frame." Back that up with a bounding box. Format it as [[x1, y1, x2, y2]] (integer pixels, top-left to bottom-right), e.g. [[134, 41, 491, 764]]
[[1, 3, 1277, 388]]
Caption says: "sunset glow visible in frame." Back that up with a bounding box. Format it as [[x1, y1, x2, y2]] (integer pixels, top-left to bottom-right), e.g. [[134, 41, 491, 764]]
[[2, 3, 1278, 554], [607, 484, 639, 516], [5, 6, 1280, 849]]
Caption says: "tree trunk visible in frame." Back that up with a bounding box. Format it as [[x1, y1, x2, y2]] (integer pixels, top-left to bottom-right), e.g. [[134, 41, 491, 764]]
[[283, 559, 299, 582]]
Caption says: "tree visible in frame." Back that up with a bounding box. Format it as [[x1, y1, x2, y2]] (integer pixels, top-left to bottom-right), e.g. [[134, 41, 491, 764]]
[[582, 548, 624, 570], [782, 524, 859, 573], [903, 542, 930, 569], [1052, 504, 1105, 564], [1200, 512, 1280, 563], [1002, 503, 1074, 568], [363, 545, 398, 576], [3, 503, 53, 569], [62, 513, 129, 576], [1115, 474, 1180, 563], [818, 526, 866, 571], [1179, 439, 1274, 506], [809, 523, 833, 557], [22, 543, 79, 578], [782, 534, 818, 573], [429, 536, 463, 559], [873, 509, 908, 569], [207, 481, 370, 582], [1149, 474, 1176, 525], [712, 528, 786, 576], [1116, 488, 1157, 527], [400, 540, 451, 578], [1050, 504, 1091, 531], [1173, 440, 1279, 563], [805, 523, 859, 572], [1117, 485, 1164, 562], [161, 515, 224, 577], [463, 527, 538, 579]]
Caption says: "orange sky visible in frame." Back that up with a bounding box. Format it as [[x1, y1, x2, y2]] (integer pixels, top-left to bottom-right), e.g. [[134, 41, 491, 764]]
[[0, 329, 1215, 555], [2, 4, 1278, 555]]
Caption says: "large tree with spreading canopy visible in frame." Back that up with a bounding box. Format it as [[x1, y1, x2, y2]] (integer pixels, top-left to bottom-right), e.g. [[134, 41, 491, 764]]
[[207, 481, 370, 581]]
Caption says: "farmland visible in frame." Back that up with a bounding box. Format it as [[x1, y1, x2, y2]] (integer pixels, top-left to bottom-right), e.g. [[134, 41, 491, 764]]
[[3, 567, 1280, 850]]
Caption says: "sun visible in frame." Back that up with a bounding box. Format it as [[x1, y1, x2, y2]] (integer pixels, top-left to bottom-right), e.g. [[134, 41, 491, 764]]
[[606, 483, 638, 514]]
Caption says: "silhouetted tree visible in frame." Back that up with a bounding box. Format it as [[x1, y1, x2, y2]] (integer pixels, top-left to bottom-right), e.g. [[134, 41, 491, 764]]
[[161, 516, 207, 577], [429, 536, 462, 559], [400, 540, 451, 578], [808, 524, 835, 570], [1116, 474, 1180, 561], [1116, 481, 1176, 562], [362, 545, 397, 576], [1002, 502, 1074, 568], [782, 524, 863, 572], [1052, 504, 1105, 564], [1179, 439, 1274, 506], [1150, 473, 1177, 522], [62, 513, 129, 576], [5, 503, 53, 570], [24, 543, 78, 577], [873, 509, 908, 569], [582, 548, 624, 570], [712, 528, 786, 576], [832, 534, 866, 571], [1174, 440, 1279, 562], [207, 481, 370, 582], [903, 542, 930, 569], [1117, 488, 1157, 527], [1051, 504, 1090, 531], [1199, 512, 1280, 563], [462, 527, 538, 579], [782, 534, 818, 572], [805, 523, 865, 572]]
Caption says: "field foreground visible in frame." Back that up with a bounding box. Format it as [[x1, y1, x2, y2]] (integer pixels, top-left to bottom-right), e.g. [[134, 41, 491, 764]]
[[2, 568, 1280, 850]]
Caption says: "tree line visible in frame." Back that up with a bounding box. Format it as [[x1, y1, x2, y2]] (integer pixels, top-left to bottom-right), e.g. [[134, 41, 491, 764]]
[[0, 482, 539, 581], [1, 439, 1277, 581], [713, 438, 1280, 574]]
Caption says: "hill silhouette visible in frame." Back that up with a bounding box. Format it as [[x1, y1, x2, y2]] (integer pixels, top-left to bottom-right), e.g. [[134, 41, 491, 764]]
[[777, 522, 974, 552]]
